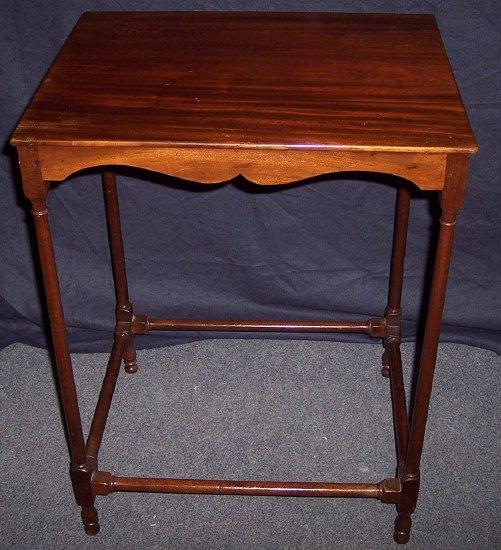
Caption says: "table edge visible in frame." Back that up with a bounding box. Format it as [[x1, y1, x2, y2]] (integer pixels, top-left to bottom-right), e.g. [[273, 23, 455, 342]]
[[9, 138, 479, 155]]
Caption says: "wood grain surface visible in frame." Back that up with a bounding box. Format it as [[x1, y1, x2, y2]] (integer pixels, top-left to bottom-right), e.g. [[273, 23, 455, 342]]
[[36, 144, 447, 188], [11, 12, 476, 153]]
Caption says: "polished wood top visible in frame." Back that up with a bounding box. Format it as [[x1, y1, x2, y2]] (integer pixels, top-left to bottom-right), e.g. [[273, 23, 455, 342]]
[[11, 12, 476, 153]]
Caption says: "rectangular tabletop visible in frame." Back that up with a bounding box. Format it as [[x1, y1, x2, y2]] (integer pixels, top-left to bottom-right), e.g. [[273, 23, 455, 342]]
[[11, 11, 476, 153]]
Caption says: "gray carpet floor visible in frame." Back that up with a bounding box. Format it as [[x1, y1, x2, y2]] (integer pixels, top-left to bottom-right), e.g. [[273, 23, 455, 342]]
[[0, 339, 499, 549]]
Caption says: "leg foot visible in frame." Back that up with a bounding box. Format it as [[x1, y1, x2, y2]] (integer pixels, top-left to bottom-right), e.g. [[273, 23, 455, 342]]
[[381, 349, 390, 378], [393, 512, 412, 544], [81, 504, 100, 535], [123, 337, 137, 374]]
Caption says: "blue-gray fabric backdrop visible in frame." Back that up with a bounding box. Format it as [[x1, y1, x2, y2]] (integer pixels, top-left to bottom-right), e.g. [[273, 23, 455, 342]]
[[1, 1, 500, 353]]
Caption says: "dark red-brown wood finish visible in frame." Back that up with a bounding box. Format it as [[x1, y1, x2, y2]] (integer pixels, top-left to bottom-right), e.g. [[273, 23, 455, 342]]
[[11, 11, 477, 544], [12, 12, 476, 154]]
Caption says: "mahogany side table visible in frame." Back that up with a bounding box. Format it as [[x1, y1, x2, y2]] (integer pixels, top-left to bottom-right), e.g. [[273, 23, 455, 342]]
[[11, 12, 477, 544]]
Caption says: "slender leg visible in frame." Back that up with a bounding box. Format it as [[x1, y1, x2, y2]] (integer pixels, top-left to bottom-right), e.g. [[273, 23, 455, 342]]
[[383, 185, 411, 465], [386, 341, 409, 471], [383, 185, 412, 534], [394, 155, 468, 543], [86, 333, 127, 460], [102, 171, 137, 373], [18, 146, 99, 534]]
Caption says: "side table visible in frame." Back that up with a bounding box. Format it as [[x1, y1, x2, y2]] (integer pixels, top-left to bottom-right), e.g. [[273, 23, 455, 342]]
[[11, 12, 477, 544]]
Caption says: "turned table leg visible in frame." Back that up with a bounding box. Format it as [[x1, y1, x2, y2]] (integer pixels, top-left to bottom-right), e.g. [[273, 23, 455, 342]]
[[394, 154, 468, 543], [383, 185, 411, 475], [102, 171, 137, 373], [18, 146, 99, 535]]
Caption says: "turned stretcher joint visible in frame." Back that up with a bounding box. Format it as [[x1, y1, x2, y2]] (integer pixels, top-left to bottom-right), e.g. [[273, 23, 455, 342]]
[[368, 317, 386, 338], [378, 477, 402, 504], [384, 307, 401, 343], [115, 303, 142, 338], [396, 471, 420, 511], [130, 314, 150, 335], [70, 456, 98, 506], [92, 470, 114, 496], [116, 302, 133, 323]]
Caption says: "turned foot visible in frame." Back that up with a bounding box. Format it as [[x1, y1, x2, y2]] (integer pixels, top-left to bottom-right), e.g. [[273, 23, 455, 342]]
[[124, 357, 138, 374], [393, 512, 412, 544], [81, 504, 100, 535], [381, 349, 390, 378], [123, 338, 138, 374]]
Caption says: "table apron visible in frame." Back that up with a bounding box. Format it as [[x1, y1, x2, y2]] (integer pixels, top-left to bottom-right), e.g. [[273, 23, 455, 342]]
[[37, 145, 448, 191]]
